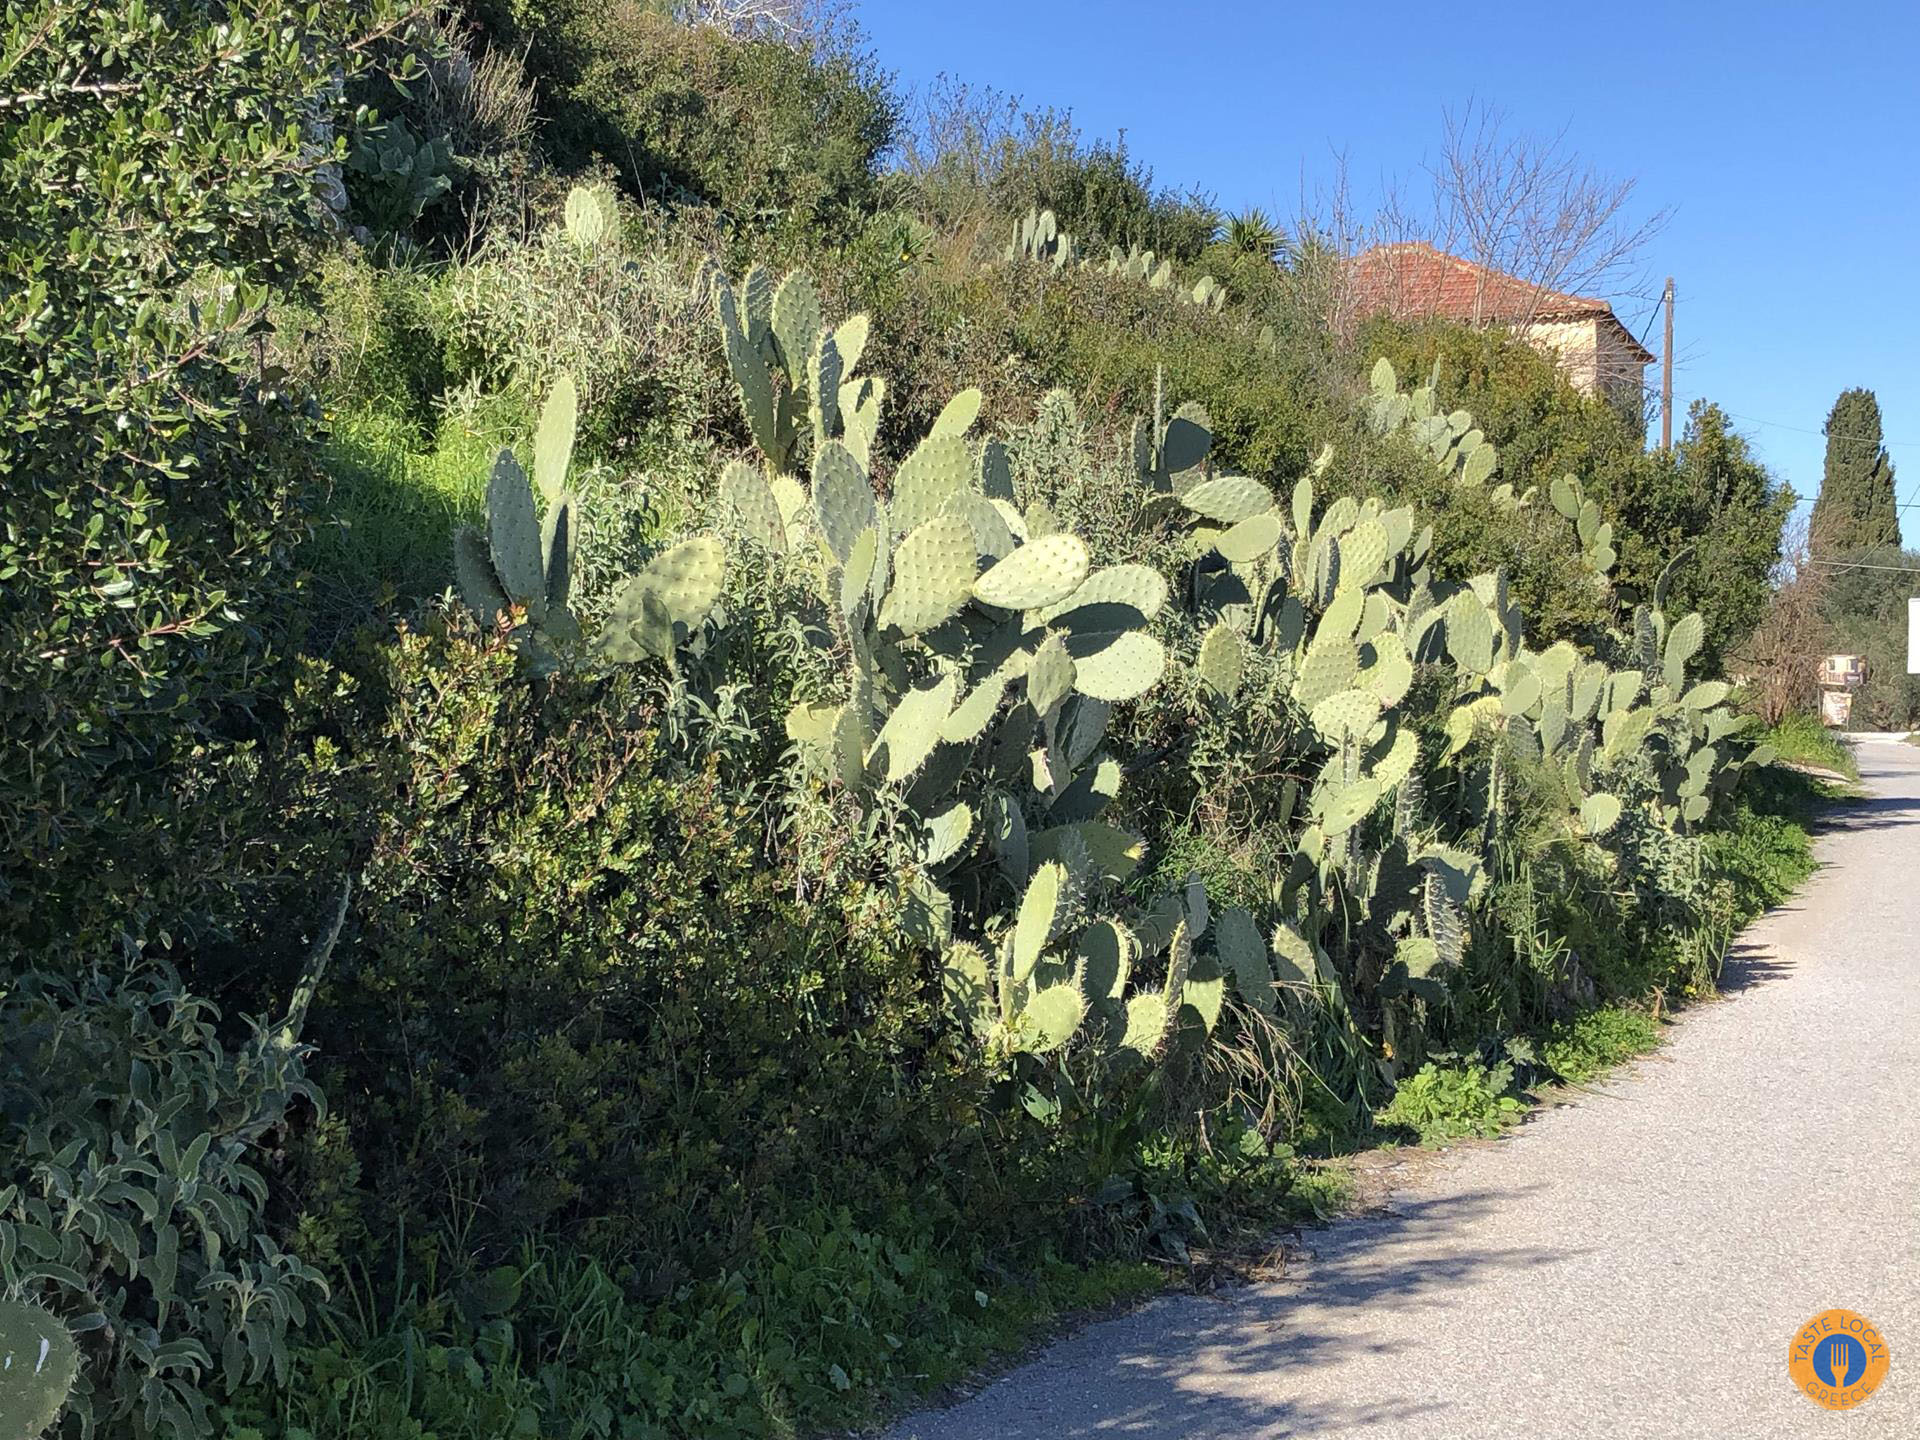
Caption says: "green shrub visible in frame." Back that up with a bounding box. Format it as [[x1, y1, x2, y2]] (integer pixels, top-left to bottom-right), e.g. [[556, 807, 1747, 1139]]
[[0, 0, 416, 975], [1375, 1059, 1524, 1142], [1540, 1007, 1660, 1083], [0, 954, 334, 1436], [235, 615, 964, 1278], [901, 81, 1219, 262], [478, 4, 894, 244]]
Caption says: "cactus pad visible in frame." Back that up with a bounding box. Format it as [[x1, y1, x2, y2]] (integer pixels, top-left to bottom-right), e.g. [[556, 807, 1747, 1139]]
[[1033, 563, 1168, 626], [770, 270, 822, 375], [1320, 777, 1381, 835], [812, 441, 877, 564], [0, 1300, 78, 1439], [890, 432, 974, 535], [1579, 793, 1623, 836], [1337, 517, 1390, 589], [881, 513, 976, 634], [1445, 594, 1495, 674], [1019, 984, 1087, 1053], [486, 449, 547, 618], [1181, 475, 1273, 524], [1026, 634, 1076, 717], [1215, 510, 1283, 563], [1371, 725, 1419, 791], [872, 673, 960, 784], [1196, 623, 1244, 698], [1360, 632, 1413, 707], [1293, 635, 1359, 711], [1012, 861, 1068, 982], [1216, 905, 1275, 1015], [533, 374, 578, 505], [931, 387, 983, 437], [974, 534, 1091, 609], [1064, 631, 1165, 703], [1310, 687, 1382, 744], [722, 459, 787, 552], [1269, 920, 1314, 984]]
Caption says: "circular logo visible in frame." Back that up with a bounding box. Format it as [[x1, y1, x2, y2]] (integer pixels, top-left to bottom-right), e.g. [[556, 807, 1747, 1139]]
[[1789, 1309, 1890, 1410]]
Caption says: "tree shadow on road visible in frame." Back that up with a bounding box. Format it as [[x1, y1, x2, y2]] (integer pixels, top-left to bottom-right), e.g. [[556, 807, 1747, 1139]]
[[1811, 793, 1920, 833], [890, 1186, 1580, 1440], [1717, 935, 1797, 993]]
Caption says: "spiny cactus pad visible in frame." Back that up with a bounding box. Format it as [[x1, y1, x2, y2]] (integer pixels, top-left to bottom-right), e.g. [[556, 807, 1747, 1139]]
[[1064, 631, 1165, 703], [872, 673, 960, 784], [890, 432, 974, 535], [534, 374, 578, 505], [1181, 475, 1274, 525], [1196, 622, 1244, 698], [1012, 861, 1068, 982], [813, 442, 877, 564], [1033, 564, 1168, 630], [1216, 905, 1275, 1015], [1310, 687, 1382, 744], [1215, 510, 1283, 563], [931, 387, 984, 438], [1580, 792, 1623, 836], [974, 534, 1090, 610], [1294, 635, 1360, 711], [880, 513, 976, 634], [722, 459, 788, 552], [486, 449, 547, 617], [0, 1300, 78, 1439]]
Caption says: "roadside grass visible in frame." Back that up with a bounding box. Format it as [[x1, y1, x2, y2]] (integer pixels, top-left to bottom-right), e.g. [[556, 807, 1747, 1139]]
[[1761, 712, 1858, 779]]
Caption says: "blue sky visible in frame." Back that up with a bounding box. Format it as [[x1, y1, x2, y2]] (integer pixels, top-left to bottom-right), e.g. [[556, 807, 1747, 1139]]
[[858, 1, 1917, 545]]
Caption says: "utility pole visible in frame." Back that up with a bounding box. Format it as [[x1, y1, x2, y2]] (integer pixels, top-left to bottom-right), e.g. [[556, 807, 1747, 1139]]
[[1660, 276, 1675, 451]]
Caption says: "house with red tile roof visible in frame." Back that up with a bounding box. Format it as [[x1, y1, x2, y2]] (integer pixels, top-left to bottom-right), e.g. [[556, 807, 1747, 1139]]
[[1347, 242, 1655, 409]]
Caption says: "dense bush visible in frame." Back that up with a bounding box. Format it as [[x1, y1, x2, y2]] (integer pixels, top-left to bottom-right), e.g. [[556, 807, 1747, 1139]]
[[901, 80, 1220, 262], [473, 2, 895, 244], [0, 0, 417, 974]]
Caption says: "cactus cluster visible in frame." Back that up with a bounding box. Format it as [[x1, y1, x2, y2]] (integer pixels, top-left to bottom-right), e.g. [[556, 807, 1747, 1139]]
[[711, 270, 1252, 1070], [1549, 473, 1618, 577], [0, 1299, 79, 1438], [710, 264, 877, 476], [454, 376, 584, 670], [1149, 369, 1762, 1028], [996, 210, 1229, 312], [1366, 358, 1525, 509], [1004, 207, 1080, 269], [454, 375, 725, 670]]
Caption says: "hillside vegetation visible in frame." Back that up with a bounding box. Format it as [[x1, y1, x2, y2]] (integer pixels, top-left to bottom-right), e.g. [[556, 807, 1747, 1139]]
[[0, 5, 1806, 1437]]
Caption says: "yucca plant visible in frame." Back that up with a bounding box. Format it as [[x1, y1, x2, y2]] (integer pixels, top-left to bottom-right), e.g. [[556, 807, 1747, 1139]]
[[1222, 207, 1286, 263]]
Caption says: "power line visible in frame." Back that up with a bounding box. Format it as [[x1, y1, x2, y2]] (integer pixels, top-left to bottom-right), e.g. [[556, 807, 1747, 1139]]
[[1667, 395, 1920, 451], [1804, 555, 1920, 574]]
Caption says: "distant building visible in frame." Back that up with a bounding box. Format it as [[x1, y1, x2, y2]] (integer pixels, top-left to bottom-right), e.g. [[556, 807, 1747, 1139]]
[[1347, 242, 1655, 410]]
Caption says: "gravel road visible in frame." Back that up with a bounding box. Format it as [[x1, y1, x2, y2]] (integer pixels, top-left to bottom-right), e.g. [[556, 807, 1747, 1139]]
[[886, 738, 1919, 1439]]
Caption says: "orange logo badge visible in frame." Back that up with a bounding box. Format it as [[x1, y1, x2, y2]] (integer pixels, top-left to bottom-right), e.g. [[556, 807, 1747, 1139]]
[[1789, 1309, 1890, 1410]]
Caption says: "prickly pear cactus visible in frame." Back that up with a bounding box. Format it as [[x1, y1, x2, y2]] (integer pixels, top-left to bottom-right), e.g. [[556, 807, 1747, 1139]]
[[0, 1300, 78, 1438], [711, 264, 874, 477], [454, 375, 724, 672]]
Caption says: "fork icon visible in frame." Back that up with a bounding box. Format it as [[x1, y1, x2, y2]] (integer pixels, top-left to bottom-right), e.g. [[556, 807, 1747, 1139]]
[[1827, 1339, 1854, 1387]]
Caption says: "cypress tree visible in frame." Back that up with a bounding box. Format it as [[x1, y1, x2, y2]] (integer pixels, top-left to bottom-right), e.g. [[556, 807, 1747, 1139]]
[[1810, 388, 1900, 555]]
